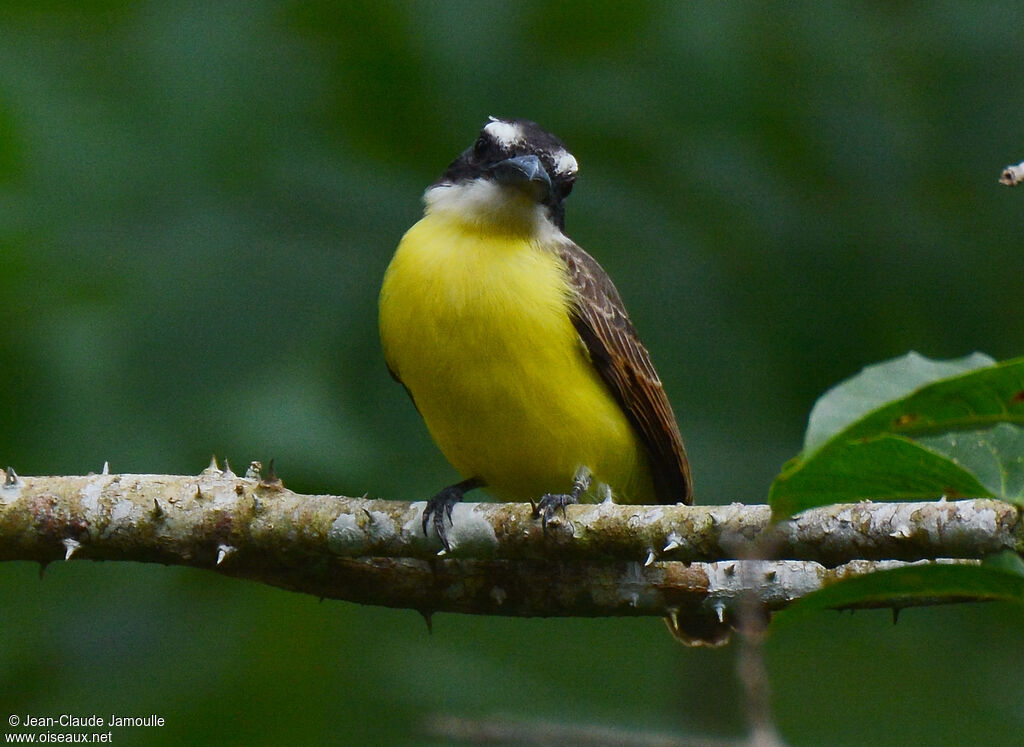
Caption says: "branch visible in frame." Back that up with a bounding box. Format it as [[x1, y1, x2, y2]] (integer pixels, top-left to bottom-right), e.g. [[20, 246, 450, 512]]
[[0, 468, 1018, 641]]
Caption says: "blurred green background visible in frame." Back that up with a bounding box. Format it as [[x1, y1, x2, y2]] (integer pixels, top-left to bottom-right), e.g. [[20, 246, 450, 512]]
[[2, 2, 1024, 744]]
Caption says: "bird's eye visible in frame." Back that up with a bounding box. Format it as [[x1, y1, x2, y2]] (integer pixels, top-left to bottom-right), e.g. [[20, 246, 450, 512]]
[[473, 137, 488, 156]]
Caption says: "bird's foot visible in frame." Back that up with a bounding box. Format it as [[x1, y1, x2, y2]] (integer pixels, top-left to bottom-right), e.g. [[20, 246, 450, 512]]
[[533, 491, 579, 529], [422, 477, 482, 552], [532, 467, 592, 530]]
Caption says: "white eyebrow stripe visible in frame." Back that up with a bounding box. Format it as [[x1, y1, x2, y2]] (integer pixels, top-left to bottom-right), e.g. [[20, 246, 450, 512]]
[[553, 149, 578, 176], [484, 119, 524, 148]]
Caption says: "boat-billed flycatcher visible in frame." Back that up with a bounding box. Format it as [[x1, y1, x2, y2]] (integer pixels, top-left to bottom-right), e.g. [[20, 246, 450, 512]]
[[379, 117, 692, 550]]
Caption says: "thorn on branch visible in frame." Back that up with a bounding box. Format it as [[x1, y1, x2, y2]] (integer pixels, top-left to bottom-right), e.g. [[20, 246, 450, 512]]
[[63, 538, 82, 561], [216, 544, 235, 566], [662, 533, 682, 553], [222, 459, 236, 479], [259, 459, 282, 488], [202, 455, 220, 475], [4, 467, 20, 488], [664, 609, 732, 648], [101, 461, 109, 475], [666, 607, 680, 629]]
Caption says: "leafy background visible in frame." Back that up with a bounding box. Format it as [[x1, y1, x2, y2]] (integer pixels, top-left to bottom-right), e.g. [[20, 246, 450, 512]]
[[2, 2, 1024, 744]]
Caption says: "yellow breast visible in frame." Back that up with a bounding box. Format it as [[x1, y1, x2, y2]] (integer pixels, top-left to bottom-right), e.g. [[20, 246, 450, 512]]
[[379, 211, 654, 503]]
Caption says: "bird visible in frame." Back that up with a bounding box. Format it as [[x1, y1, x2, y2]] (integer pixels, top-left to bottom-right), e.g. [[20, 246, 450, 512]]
[[379, 117, 692, 550]]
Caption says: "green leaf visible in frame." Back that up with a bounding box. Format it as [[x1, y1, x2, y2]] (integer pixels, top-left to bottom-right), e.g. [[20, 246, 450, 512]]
[[803, 351, 997, 455], [916, 423, 1024, 505], [983, 551, 1024, 577], [773, 563, 1024, 630], [771, 353, 1024, 518], [769, 435, 992, 519]]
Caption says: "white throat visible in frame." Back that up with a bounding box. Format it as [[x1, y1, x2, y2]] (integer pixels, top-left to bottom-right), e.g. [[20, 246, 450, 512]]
[[423, 179, 562, 240]]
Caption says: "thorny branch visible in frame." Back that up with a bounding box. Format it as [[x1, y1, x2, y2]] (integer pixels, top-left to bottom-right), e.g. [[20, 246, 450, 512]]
[[0, 466, 1020, 644]]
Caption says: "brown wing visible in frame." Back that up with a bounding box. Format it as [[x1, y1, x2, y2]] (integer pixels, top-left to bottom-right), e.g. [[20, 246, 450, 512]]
[[558, 241, 693, 505]]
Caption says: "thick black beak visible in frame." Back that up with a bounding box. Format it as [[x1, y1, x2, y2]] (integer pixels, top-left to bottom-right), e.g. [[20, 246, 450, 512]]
[[489, 154, 552, 199]]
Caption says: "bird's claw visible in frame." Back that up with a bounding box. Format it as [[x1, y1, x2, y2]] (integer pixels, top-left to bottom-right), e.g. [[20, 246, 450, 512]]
[[533, 492, 578, 530], [423, 488, 461, 552]]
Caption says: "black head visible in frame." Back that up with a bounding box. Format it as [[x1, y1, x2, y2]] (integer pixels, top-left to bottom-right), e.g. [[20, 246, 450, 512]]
[[434, 118, 579, 230]]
